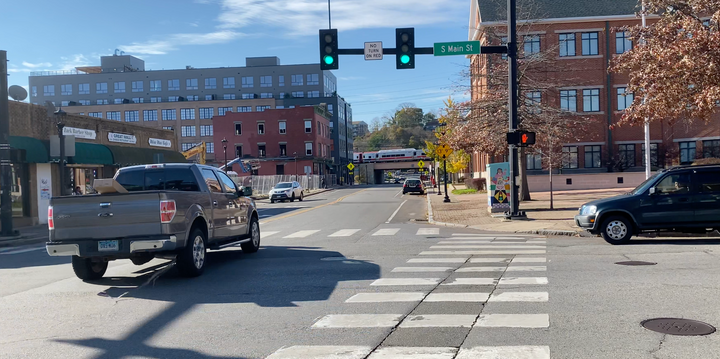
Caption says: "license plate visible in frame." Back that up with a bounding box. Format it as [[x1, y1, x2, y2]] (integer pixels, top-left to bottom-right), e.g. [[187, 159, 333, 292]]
[[98, 240, 119, 252]]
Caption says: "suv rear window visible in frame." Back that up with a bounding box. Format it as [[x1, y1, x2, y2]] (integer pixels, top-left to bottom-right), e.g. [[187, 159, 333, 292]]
[[115, 168, 200, 192], [406, 180, 421, 185]]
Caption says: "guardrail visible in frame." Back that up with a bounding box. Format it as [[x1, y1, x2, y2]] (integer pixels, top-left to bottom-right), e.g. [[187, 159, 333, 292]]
[[231, 174, 336, 196]]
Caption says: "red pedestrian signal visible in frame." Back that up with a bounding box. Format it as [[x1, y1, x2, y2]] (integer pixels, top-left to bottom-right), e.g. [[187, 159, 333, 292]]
[[506, 131, 535, 147], [521, 133, 529, 144]]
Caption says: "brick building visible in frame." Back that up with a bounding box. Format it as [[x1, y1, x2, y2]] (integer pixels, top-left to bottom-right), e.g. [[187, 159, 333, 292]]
[[468, 0, 720, 191], [213, 106, 333, 176]]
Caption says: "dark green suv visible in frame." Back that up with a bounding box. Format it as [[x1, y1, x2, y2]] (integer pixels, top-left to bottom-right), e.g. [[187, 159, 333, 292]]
[[575, 165, 720, 244]]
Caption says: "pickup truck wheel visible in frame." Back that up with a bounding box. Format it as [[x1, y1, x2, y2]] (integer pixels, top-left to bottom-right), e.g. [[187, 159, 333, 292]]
[[241, 218, 261, 253], [177, 229, 206, 277], [601, 216, 633, 245], [71, 256, 108, 281]]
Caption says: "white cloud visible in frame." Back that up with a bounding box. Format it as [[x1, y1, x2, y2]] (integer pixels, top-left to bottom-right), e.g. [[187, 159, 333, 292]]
[[119, 30, 244, 55], [58, 54, 92, 71], [217, 0, 465, 35], [338, 76, 365, 81], [21, 61, 53, 68]]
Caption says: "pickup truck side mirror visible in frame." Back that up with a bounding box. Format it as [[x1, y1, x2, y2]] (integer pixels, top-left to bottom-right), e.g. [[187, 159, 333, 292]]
[[649, 187, 657, 195]]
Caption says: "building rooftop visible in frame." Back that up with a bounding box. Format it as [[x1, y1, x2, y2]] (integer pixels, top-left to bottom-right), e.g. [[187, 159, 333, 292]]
[[477, 0, 638, 23]]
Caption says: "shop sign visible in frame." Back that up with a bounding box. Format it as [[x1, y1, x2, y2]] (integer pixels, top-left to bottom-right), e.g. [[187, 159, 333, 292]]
[[63, 127, 96, 140], [149, 138, 172, 148], [108, 132, 137, 144]]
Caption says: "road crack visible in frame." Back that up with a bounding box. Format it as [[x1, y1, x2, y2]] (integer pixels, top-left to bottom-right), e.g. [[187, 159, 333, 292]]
[[650, 333, 667, 358]]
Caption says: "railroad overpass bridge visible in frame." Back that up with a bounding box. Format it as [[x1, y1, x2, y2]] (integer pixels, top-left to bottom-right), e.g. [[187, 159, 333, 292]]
[[353, 160, 433, 184]]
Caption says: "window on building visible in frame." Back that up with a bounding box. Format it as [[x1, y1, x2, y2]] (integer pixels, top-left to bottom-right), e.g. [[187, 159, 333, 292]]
[[168, 96, 179, 102], [260, 92, 273, 99], [680, 141, 696, 164], [279, 121, 287, 134], [618, 144, 635, 168], [143, 109, 158, 121], [257, 106, 270, 111], [131, 97, 144, 104], [560, 90, 577, 112], [150, 80, 161, 92], [151, 96, 161, 103], [257, 122, 265, 135], [61, 101, 70, 107], [238, 106, 252, 112], [79, 100, 90, 105], [180, 108, 195, 120], [182, 143, 196, 151], [241, 76, 253, 88], [582, 88, 600, 112], [581, 32, 599, 56], [703, 140, 720, 158], [199, 107, 214, 119], [308, 91, 320, 98], [523, 35, 540, 55], [114, 98, 124, 104], [641, 143, 659, 167], [291, 74, 303, 86], [276, 105, 285, 109], [616, 87, 634, 111], [584, 145, 602, 168], [168, 79, 180, 91], [206, 142, 215, 154], [186, 78, 198, 90], [87, 112, 102, 118], [186, 95, 199, 101], [559, 33, 576, 57], [307, 74, 319, 85], [280, 144, 287, 156], [279, 75, 285, 87], [204, 95, 213, 101], [291, 91, 304, 98], [260, 76, 272, 87], [97, 99, 108, 105], [43, 85, 55, 96], [279, 93, 286, 99], [61, 84, 72, 96], [78, 83, 89, 95], [305, 142, 313, 156], [106, 111, 121, 121], [125, 110, 139, 122], [96, 82, 107, 94], [224, 94, 236, 100], [258, 144, 266, 157], [328, 104, 333, 114], [162, 109, 177, 120], [218, 107, 232, 116], [223, 77, 235, 88], [235, 123, 242, 135], [525, 91, 541, 114], [562, 146, 579, 169], [163, 126, 173, 131], [526, 154, 542, 170], [241, 94, 254, 99], [200, 125, 213, 137], [31, 86, 38, 97], [181, 125, 197, 137], [205, 78, 217, 89], [131, 81, 143, 92], [235, 145, 243, 157], [114, 82, 126, 93], [615, 31, 632, 54], [304, 120, 312, 133]]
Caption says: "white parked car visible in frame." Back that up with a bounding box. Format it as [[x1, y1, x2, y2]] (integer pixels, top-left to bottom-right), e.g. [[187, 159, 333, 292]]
[[269, 181, 304, 203]]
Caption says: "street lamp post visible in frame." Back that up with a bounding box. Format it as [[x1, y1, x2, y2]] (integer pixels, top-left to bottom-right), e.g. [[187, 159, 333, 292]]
[[221, 138, 228, 172], [443, 158, 450, 203], [0, 50, 14, 235], [54, 108, 68, 196]]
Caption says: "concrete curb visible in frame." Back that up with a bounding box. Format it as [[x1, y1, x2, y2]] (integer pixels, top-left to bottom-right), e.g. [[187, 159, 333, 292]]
[[0, 236, 47, 249], [426, 195, 470, 228]]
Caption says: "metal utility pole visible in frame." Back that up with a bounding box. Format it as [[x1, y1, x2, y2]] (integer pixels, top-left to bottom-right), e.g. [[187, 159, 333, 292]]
[[641, 1, 651, 179], [0, 50, 14, 236], [443, 159, 450, 203], [507, 0, 523, 218], [55, 109, 67, 197], [344, 101, 349, 185], [328, 0, 332, 29]]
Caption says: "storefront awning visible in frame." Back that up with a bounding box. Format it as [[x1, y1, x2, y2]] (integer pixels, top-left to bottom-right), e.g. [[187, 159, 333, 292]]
[[9, 136, 48, 163], [70, 143, 114, 165], [107, 146, 186, 166]]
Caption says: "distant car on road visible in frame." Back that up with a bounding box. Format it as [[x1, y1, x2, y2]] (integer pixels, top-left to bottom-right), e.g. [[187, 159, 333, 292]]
[[402, 178, 426, 195], [270, 181, 304, 203], [575, 164, 720, 244]]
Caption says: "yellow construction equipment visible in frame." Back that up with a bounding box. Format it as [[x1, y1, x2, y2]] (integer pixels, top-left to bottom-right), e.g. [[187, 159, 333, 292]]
[[182, 142, 206, 164]]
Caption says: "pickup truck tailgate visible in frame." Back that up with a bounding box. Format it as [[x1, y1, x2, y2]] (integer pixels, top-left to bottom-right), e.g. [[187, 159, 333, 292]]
[[51, 193, 163, 241]]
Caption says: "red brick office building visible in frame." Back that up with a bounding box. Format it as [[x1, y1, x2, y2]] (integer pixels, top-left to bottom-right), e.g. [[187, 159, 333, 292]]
[[468, 0, 720, 190], [213, 106, 333, 176]]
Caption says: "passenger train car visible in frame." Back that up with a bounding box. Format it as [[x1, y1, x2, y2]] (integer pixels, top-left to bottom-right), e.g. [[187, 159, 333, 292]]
[[353, 148, 430, 163]]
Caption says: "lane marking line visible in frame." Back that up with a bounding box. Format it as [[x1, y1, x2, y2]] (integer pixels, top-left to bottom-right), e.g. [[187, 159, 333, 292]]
[[386, 200, 407, 223], [260, 188, 370, 225]]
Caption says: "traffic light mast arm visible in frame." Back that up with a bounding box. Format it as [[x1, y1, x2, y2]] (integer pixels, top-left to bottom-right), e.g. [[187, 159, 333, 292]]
[[336, 47, 433, 55]]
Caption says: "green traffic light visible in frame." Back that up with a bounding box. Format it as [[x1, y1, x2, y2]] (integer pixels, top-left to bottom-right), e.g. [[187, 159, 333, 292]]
[[324, 55, 335, 65], [400, 55, 410, 64]]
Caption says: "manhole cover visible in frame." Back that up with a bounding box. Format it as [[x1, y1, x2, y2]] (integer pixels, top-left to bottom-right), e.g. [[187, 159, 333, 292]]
[[615, 261, 656, 266], [642, 318, 716, 336]]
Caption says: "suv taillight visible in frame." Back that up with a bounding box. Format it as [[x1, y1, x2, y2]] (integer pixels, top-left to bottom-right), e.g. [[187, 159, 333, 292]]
[[48, 206, 54, 230], [160, 200, 176, 223]]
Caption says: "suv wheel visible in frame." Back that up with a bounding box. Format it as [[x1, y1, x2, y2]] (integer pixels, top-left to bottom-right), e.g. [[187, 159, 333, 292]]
[[601, 216, 633, 245], [241, 217, 261, 253], [71, 256, 108, 281], [177, 228, 207, 277], [299, 192, 304, 201], [290, 193, 295, 202]]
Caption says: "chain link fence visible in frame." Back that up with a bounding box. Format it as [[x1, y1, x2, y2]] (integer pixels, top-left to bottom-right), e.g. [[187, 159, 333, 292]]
[[229, 174, 336, 196]]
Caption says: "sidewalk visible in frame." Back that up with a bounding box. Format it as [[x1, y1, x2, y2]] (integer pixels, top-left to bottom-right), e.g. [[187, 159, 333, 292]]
[[0, 225, 49, 248], [427, 186, 634, 236]]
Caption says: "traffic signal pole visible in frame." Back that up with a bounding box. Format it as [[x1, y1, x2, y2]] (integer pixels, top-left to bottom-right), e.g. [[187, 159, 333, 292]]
[[507, 0, 524, 219]]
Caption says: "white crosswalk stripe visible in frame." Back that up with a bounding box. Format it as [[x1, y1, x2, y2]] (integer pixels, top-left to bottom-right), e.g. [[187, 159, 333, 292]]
[[371, 278, 442, 286], [266, 346, 372, 359], [489, 292, 549, 302], [475, 314, 549, 328], [328, 229, 361, 237], [416, 227, 440, 235], [345, 292, 426, 303], [425, 292, 490, 302], [430, 245, 546, 249], [499, 277, 549, 285], [455, 266, 546, 272], [368, 347, 457, 359], [399, 314, 477, 328], [391, 267, 454, 272], [511, 257, 547, 263], [283, 230, 320, 238], [467, 258, 512, 263], [420, 250, 546, 255], [372, 228, 401, 236], [261, 231, 280, 238], [312, 314, 401, 328], [456, 346, 550, 359], [407, 258, 468, 263], [442, 278, 496, 286]]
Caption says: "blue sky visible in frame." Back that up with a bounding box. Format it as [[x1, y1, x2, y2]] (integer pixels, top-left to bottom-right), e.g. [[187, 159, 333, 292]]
[[4, 0, 471, 124]]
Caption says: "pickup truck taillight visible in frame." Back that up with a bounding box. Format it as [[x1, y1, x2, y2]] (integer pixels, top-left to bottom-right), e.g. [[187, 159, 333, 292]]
[[160, 200, 176, 223], [48, 206, 54, 230]]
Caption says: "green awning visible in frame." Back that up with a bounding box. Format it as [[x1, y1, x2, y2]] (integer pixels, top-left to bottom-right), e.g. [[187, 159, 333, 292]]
[[9, 136, 48, 163], [69, 143, 114, 165], [107, 145, 187, 166]]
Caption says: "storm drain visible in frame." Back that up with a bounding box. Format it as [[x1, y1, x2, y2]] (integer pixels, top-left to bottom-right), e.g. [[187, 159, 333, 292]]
[[642, 318, 716, 336], [615, 261, 656, 266]]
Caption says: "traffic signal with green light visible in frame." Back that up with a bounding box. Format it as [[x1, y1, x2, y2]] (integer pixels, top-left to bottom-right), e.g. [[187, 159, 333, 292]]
[[395, 28, 415, 69], [319, 29, 338, 70]]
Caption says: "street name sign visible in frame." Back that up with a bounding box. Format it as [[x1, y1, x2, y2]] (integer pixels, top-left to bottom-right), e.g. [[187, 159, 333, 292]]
[[364, 42, 383, 60], [434, 41, 481, 56]]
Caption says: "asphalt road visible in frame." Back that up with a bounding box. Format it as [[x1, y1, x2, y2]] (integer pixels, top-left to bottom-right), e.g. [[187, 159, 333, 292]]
[[2, 185, 720, 358]]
